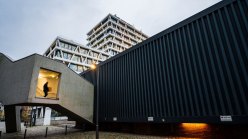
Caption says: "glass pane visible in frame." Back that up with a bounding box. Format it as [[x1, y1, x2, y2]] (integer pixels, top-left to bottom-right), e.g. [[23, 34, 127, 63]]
[[78, 66, 83, 72], [36, 68, 61, 99], [69, 64, 77, 71], [71, 46, 76, 51], [65, 44, 68, 49], [63, 52, 68, 59], [60, 42, 64, 48], [68, 53, 72, 59], [55, 50, 61, 57]]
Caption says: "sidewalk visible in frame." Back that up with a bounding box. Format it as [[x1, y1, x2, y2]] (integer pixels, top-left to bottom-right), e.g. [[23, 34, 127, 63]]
[[0, 122, 193, 139], [0, 123, 81, 139], [2, 130, 187, 139]]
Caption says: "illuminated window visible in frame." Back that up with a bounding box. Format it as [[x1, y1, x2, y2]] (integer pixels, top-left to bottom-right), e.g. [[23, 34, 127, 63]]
[[36, 68, 61, 99]]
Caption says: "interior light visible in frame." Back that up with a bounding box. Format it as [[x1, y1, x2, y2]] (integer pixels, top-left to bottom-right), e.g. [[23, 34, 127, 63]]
[[181, 123, 208, 130], [38, 74, 44, 78]]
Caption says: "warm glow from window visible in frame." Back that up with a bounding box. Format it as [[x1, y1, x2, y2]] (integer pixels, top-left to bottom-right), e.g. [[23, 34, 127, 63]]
[[181, 123, 208, 130], [36, 68, 61, 99]]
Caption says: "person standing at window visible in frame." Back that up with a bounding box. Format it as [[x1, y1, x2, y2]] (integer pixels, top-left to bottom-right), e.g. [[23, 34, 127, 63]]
[[43, 82, 49, 97]]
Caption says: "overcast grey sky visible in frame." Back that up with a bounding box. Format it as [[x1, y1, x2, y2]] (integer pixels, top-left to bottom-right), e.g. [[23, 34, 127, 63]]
[[0, 0, 221, 60]]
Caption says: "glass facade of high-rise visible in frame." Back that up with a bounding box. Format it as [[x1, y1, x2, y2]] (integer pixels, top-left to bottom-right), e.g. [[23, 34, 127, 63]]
[[87, 14, 148, 56], [44, 37, 110, 73]]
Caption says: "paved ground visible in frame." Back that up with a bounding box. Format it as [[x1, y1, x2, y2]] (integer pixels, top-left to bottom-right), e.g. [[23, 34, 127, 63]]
[[1, 130, 193, 139], [0, 122, 196, 139], [0, 122, 80, 139], [43, 131, 180, 139]]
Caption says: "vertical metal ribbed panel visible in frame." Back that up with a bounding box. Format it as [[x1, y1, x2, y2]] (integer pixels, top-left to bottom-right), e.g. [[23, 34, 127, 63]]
[[81, 0, 248, 123]]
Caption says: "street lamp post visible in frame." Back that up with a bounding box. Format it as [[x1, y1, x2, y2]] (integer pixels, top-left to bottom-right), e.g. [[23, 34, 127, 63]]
[[96, 67, 99, 139], [91, 64, 99, 139]]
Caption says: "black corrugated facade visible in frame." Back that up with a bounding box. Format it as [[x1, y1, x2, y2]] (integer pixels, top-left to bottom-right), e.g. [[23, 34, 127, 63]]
[[81, 0, 248, 124]]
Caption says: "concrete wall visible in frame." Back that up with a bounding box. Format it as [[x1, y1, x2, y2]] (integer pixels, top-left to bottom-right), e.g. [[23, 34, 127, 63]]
[[0, 54, 35, 105], [0, 53, 94, 123], [29, 55, 94, 122]]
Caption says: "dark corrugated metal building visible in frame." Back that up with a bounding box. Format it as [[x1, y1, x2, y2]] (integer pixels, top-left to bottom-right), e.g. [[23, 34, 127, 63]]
[[81, 0, 248, 125]]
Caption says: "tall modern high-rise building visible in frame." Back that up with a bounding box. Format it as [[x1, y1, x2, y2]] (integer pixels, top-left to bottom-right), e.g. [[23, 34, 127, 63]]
[[86, 14, 149, 56], [44, 37, 110, 73], [44, 14, 148, 73]]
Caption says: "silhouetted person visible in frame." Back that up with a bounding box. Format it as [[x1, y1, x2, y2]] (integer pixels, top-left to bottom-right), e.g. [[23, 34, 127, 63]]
[[43, 82, 49, 97]]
